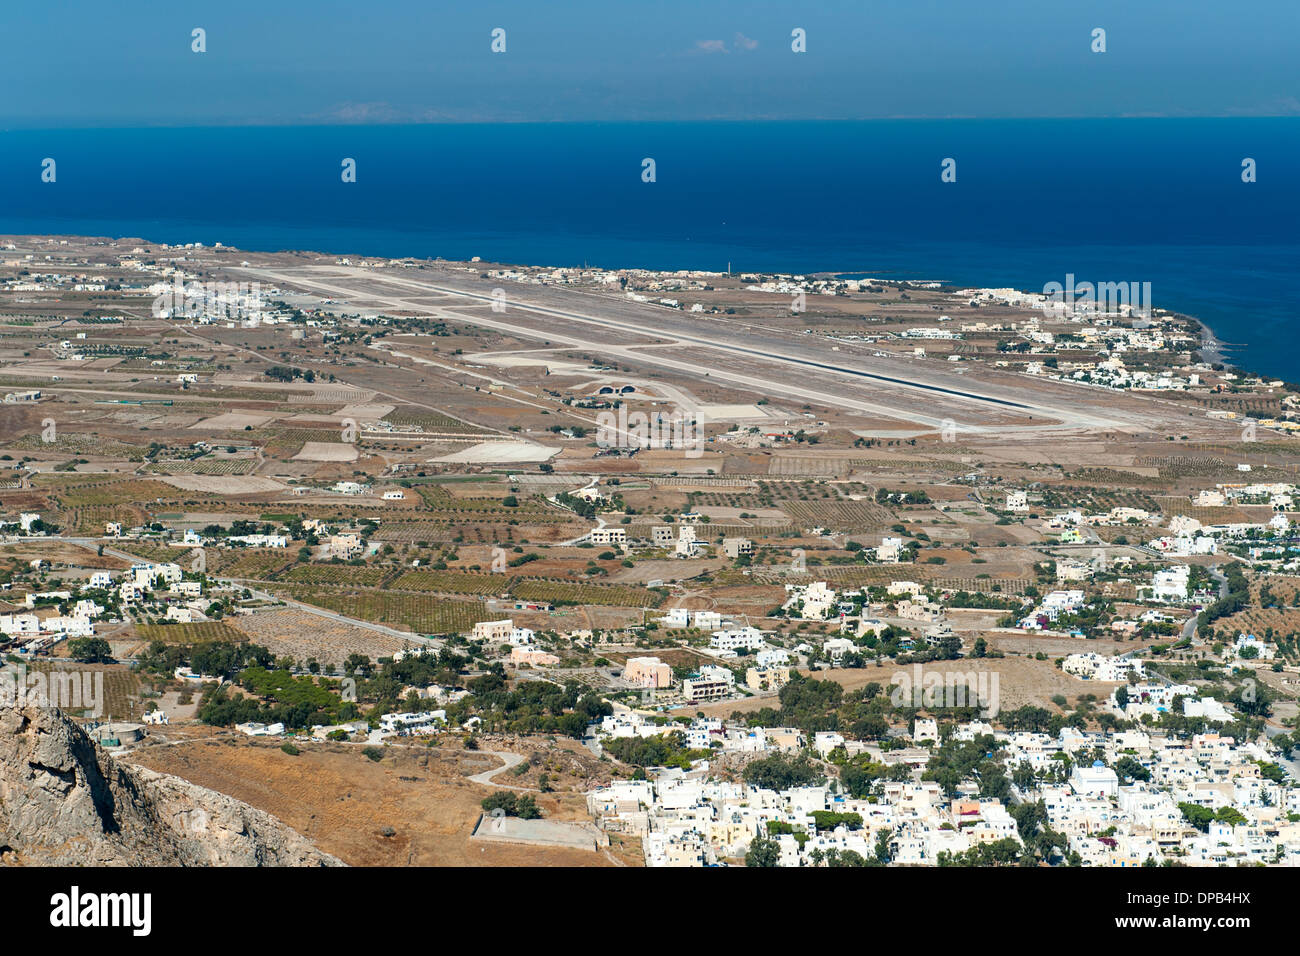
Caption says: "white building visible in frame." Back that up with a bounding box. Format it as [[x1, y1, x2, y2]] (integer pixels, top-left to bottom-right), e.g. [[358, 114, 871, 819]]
[[711, 627, 765, 653], [1150, 565, 1191, 603], [1070, 760, 1119, 798]]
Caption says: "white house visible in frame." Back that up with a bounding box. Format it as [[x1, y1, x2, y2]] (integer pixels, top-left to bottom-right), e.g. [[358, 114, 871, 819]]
[[1150, 565, 1191, 603], [1070, 760, 1119, 798], [711, 627, 765, 653]]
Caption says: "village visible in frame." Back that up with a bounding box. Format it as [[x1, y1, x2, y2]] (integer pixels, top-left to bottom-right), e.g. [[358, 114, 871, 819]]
[[1, 235, 1298, 872]]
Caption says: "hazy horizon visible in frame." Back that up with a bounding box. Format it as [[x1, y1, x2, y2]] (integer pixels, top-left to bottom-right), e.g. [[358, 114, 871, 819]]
[[6, 0, 1299, 128]]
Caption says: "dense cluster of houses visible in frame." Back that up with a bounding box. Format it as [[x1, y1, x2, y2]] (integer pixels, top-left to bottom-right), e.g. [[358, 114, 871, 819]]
[[588, 718, 1300, 867], [1, 557, 211, 656]]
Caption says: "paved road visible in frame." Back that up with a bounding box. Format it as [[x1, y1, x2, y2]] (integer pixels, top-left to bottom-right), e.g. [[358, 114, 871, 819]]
[[235, 263, 1178, 436], [58, 536, 433, 648], [233, 581, 435, 646], [1182, 565, 1229, 644]]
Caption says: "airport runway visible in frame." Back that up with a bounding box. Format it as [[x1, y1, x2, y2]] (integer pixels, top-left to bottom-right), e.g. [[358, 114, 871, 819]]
[[236, 264, 1210, 438]]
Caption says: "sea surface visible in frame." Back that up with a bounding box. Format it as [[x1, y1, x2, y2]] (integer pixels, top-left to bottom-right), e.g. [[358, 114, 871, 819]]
[[1, 119, 1297, 378]]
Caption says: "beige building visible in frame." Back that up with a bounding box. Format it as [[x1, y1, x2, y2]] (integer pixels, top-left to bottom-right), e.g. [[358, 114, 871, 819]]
[[510, 647, 560, 667], [745, 665, 791, 693], [624, 656, 672, 688], [472, 619, 516, 642], [328, 532, 363, 558], [723, 537, 752, 558], [682, 676, 730, 703]]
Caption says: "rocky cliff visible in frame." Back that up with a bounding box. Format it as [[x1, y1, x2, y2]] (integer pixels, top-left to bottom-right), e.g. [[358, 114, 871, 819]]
[[0, 702, 342, 866]]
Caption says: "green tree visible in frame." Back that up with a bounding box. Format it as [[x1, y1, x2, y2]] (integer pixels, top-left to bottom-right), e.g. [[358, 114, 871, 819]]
[[745, 835, 781, 867], [67, 637, 112, 663]]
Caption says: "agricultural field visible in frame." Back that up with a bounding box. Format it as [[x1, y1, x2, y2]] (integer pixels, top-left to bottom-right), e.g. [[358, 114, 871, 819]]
[[511, 578, 665, 609], [108, 540, 185, 564], [65, 503, 151, 535], [390, 569, 510, 596], [134, 621, 250, 645], [778, 498, 896, 532], [212, 549, 297, 580], [7, 432, 147, 460], [46, 478, 186, 508], [277, 564, 394, 588], [269, 584, 492, 635], [146, 458, 258, 476], [22, 661, 143, 721], [225, 607, 412, 664], [382, 410, 487, 434]]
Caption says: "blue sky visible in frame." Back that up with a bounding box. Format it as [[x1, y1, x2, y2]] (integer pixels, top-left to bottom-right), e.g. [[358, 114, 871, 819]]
[[6, 0, 1299, 125]]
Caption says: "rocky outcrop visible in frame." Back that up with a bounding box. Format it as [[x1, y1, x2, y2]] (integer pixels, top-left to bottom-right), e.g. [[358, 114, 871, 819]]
[[0, 703, 343, 866]]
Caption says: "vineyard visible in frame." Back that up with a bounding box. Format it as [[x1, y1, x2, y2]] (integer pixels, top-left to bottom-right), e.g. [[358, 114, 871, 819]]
[[370, 518, 580, 545], [213, 549, 297, 579], [110, 540, 187, 564], [511, 578, 664, 608], [382, 410, 487, 434], [270, 584, 492, 634], [245, 426, 341, 458], [66, 504, 150, 535], [682, 491, 771, 510], [413, 485, 559, 517], [1138, 455, 1234, 480], [376, 567, 663, 608], [24, 662, 141, 720], [1040, 487, 1162, 512], [390, 569, 509, 596], [1151, 498, 1255, 524], [1063, 471, 1164, 492], [277, 564, 392, 588], [134, 621, 249, 644], [49, 478, 181, 507], [753, 565, 936, 586], [146, 458, 257, 476], [933, 576, 1035, 596], [767, 457, 851, 478], [779, 499, 896, 532], [847, 458, 970, 475], [8, 432, 146, 459]]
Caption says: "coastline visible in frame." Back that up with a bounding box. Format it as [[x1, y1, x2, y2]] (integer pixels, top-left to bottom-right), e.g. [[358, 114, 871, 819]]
[[1179, 311, 1234, 371], [0, 229, 1265, 384]]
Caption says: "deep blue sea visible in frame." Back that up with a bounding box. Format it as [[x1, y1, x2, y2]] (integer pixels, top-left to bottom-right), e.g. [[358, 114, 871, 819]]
[[1, 120, 1297, 378]]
